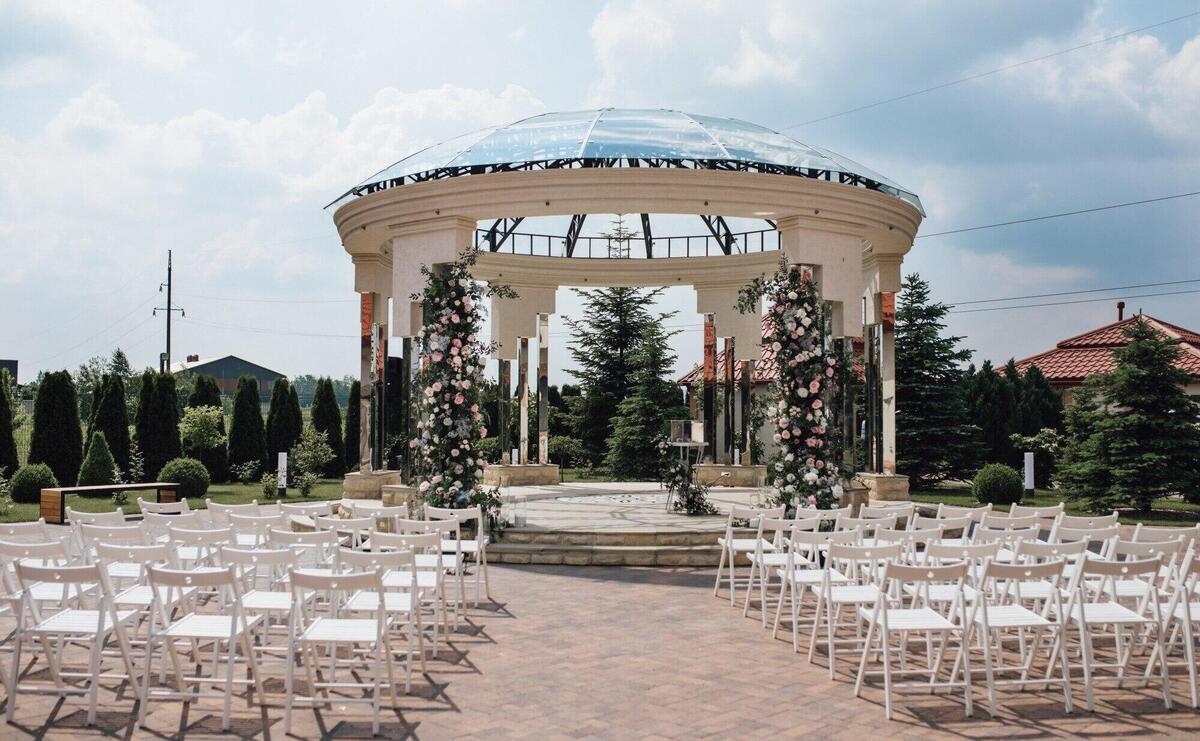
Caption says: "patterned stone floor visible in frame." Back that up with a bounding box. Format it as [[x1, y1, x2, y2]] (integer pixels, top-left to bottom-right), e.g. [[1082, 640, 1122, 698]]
[[4, 564, 1200, 739]]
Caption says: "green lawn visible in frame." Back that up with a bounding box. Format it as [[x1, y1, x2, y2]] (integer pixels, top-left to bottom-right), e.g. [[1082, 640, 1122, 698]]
[[911, 483, 1200, 528], [1, 479, 344, 523], [559, 467, 611, 483]]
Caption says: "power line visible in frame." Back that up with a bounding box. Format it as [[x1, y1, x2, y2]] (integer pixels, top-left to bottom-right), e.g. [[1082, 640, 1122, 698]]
[[917, 191, 1200, 238], [29, 297, 158, 367], [187, 318, 356, 339], [949, 288, 1200, 315], [778, 11, 1200, 130], [178, 292, 356, 305], [948, 278, 1200, 306]]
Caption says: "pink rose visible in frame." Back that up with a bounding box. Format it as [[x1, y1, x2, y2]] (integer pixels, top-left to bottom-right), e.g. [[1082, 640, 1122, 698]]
[[454, 393, 465, 405], [812, 399, 823, 409], [432, 351, 444, 362]]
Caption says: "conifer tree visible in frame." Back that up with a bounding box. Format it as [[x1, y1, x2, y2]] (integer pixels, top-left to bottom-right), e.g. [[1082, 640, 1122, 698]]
[[894, 274, 983, 487], [1016, 364, 1063, 435], [311, 378, 345, 478], [133, 370, 156, 481], [1059, 319, 1200, 511], [265, 378, 295, 465], [967, 361, 1016, 464], [186, 375, 229, 482], [228, 376, 267, 471], [287, 384, 303, 452], [140, 372, 182, 479], [29, 370, 83, 486], [78, 431, 118, 487], [344, 380, 361, 472], [87, 374, 131, 476], [0, 369, 19, 477], [605, 322, 687, 479], [564, 286, 669, 466]]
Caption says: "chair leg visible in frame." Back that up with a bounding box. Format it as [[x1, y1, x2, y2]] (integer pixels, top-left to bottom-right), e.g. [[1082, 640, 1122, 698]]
[[481, 547, 492, 600], [881, 628, 895, 720], [960, 628, 975, 718], [1057, 627, 1074, 714], [1154, 625, 1173, 710], [85, 636, 102, 725], [1079, 624, 1096, 712], [222, 638, 236, 731], [713, 548, 727, 597], [741, 560, 757, 617], [854, 618, 877, 698]]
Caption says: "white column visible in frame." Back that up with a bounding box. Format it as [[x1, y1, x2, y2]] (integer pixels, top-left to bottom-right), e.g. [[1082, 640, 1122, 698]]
[[776, 216, 865, 338], [863, 252, 903, 475], [389, 216, 477, 338]]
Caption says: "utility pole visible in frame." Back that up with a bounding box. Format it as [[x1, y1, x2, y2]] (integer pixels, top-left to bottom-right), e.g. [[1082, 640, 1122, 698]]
[[153, 250, 184, 372]]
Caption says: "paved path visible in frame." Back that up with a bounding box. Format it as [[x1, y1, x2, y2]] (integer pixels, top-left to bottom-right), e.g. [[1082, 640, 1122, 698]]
[[6, 564, 1200, 739]]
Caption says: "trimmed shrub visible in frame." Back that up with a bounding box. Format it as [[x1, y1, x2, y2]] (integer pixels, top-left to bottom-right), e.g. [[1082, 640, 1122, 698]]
[[228, 376, 266, 470], [0, 369, 19, 477], [88, 374, 131, 476], [187, 375, 229, 483], [29, 370, 83, 486], [311, 378, 345, 478], [133, 370, 156, 482], [344, 380, 360, 472], [78, 431, 118, 488], [972, 463, 1024, 506], [158, 457, 210, 501], [11, 463, 58, 504]]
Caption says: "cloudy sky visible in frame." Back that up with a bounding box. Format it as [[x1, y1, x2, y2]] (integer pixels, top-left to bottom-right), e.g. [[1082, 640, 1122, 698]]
[[2, 0, 1198, 387]]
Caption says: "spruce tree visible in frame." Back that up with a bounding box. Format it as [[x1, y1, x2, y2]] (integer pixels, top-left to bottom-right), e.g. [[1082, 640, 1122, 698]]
[[186, 375, 229, 482], [967, 361, 1016, 465], [0, 369, 19, 477], [228, 376, 267, 472], [311, 378, 345, 478], [344, 380, 361, 472], [287, 384, 303, 454], [1016, 364, 1063, 435], [144, 372, 182, 479], [604, 323, 686, 479], [265, 378, 291, 465], [1057, 375, 1114, 511], [564, 286, 668, 466], [87, 374, 131, 476], [29, 370, 83, 486], [78, 431, 118, 486], [133, 370, 156, 482], [894, 274, 983, 487]]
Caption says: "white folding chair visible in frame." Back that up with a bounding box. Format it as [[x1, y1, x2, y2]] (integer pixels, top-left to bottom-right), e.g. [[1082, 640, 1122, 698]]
[[285, 567, 397, 736], [966, 559, 1074, 716], [811, 542, 903, 678], [980, 512, 1042, 532], [279, 501, 335, 529], [267, 528, 339, 571], [137, 565, 265, 731], [860, 502, 914, 526], [771, 528, 861, 652], [0, 538, 93, 607], [713, 505, 785, 605], [343, 500, 410, 533], [853, 561, 975, 720], [426, 504, 492, 605], [168, 524, 232, 568], [206, 499, 259, 527], [7, 562, 140, 724], [64, 509, 124, 557], [141, 510, 205, 545], [137, 497, 190, 515], [220, 546, 311, 661], [744, 515, 819, 625], [371, 531, 452, 647], [314, 514, 376, 551], [910, 514, 971, 546], [1154, 551, 1200, 707], [1011, 538, 1091, 602], [337, 547, 426, 690], [394, 518, 466, 624], [1133, 523, 1200, 548], [1064, 555, 1172, 712], [228, 512, 280, 547]]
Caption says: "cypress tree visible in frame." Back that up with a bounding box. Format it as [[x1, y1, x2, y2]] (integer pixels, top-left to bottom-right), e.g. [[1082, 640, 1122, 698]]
[[1016, 364, 1063, 435], [186, 375, 229, 482], [604, 323, 686, 479], [344, 380, 361, 471], [968, 361, 1016, 465], [87, 374, 131, 476], [29, 370, 83, 486], [0, 369, 19, 477], [287, 384, 303, 453], [228, 376, 267, 471], [78, 431, 118, 486], [311, 378, 345, 478], [143, 372, 182, 479], [134, 370, 156, 481], [894, 274, 984, 487], [265, 378, 289, 465]]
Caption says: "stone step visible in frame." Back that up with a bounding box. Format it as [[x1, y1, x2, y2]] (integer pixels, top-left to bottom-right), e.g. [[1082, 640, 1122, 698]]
[[489, 542, 728, 567], [497, 527, 754, 548]]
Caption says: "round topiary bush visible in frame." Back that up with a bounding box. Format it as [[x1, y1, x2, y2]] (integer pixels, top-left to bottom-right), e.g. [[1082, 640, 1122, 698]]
[[10, 463, 59, 504], [157, 457, 210, 501], [972, 463, 1024, 506]]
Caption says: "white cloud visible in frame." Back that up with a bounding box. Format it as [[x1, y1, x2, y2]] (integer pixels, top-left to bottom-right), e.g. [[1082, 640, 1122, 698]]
[[28, 0, 191, 71], [274, 37, 320, 67], [1148, 36, 1200, 143], [588, 0, 684, 103], [710, 30, 798, 86], [232, 29, 256, 54], [0, 55, 71, 88]]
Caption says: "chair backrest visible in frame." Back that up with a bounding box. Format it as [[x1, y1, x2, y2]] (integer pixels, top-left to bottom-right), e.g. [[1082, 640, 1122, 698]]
[[980, 512, 1042, 530], [93, 540, 174, 567], [169, 525, 232, 566], [1079, 555, 1161, 579], [1014, 537, 1090, 563], [369, 531, 442, 555], [972, 524, 1040, 547], [66, 508, 125, 528], [810, 504, 852, 522], [910, 513, 971, 535], [336, 546, 415, 574], [1055, 511, 1118, 530], [0, 519, 57, 547], [80, 522, 147, 550], [1009, 501, 1064, 519], [1053, 524, 1119, 550], [727, 505, 786, 531], [206, 499, 258, 526], [923, 540, 1001, 565], [342, 500, 409, 526], [827, 542, 905, 583], [1133, 523, 1200, 547], [279, 501, 335, 519], [835, 513, 896, 534], [289, 565, 382, 594], [1109, 536, 1187, 564], [141, 510, 204, 539], [314, 515, 375, 531], [935, 502, 992, 522], [228, 512, 280, 546], [219, 546, 292, 588], [137, 497, 190, 515], [859, 502, 914, 520], [977, 558, 1069, 612], [267, 527, 338, 567], [14, 561, 109, 606]]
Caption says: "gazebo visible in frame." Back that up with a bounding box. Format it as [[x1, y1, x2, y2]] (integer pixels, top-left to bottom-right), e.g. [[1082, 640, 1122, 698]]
[[327, 108, 923, 499]]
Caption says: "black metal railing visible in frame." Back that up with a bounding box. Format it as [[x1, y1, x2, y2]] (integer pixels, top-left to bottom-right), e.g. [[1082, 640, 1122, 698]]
[[473, 227, 780, 259]]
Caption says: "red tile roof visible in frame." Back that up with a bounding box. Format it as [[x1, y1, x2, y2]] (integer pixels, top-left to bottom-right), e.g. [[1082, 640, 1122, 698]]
[[677, 315, 864, 385], [1015, 315, 1200, 384]]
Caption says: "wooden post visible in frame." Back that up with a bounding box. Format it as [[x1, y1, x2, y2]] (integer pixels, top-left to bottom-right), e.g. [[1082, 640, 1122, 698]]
[[723, 337, 735, 464], [703, 314, 716, 464], [157, 486, 178, 504], [518, 337, 530, 465], [537, 314, 549, 465], [740, 359, 752, 465], [498, 360, 511, 463], [41, 488, 65, 525]]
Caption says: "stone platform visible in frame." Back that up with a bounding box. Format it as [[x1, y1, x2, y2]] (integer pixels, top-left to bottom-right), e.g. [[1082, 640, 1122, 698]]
[[694, 463, 767, 487], [482, 463, 560, 487]]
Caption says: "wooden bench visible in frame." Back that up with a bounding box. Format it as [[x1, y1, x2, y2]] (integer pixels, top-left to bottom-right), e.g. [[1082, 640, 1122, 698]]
[[40, 482, 179, 525]]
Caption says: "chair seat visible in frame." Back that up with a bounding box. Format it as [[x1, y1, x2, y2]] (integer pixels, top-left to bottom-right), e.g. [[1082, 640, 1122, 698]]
[[242, 590, 295, 612], [717, 537, 774, 553], [1089, 579, 1168, 600], [1071, 601, 1153, 626], [441, 538, 488, 554], [976, 604, 1053, 628], [1172, 602, 1200, 621], [344, 590, 415, 614], [818, 584, 883, 604], [114, 584, 197, 608], [1006, 579, 1068, 601], [861, 606, 956, 631], [383, 570, 438, 589], [105, 562, 144, 580], [300, 617, 386, 643], [416, 553, 460, 570], [28, 581, 98, 602], [902, 583, 976, 602], [779, 568, 849, 585], [748, 551, 808, 567], [164, 613, 262, 639], [32, 608, 139, 635], [233, 533, 261, 547]]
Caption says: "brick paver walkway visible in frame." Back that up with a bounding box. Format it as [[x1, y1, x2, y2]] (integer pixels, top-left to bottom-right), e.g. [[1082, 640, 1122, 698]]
[[4, 564, 1199, 739]]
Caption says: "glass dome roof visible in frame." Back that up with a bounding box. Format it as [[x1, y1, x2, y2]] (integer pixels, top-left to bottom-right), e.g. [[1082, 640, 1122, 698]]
[[330, 108, 922, 213]]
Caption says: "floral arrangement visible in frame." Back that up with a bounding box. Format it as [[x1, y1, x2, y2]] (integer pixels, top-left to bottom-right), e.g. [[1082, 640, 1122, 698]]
[[411, 249, 513, 528], [657, 439, 718, 515], [738, 259, 843, 510]]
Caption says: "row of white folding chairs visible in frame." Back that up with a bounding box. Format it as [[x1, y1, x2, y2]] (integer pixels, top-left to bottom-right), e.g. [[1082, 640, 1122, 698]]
[[0, 548, 432, 734]]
